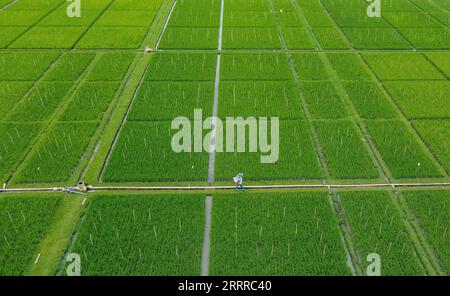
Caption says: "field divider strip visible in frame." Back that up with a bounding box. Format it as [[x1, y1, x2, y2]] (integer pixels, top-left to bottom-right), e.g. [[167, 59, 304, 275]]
[[2, 182, 450, 193], [154, 0, 177, 50], [201, 196, 213, 276], [140, 0, 173, 49], [98, 57, 151, 182]]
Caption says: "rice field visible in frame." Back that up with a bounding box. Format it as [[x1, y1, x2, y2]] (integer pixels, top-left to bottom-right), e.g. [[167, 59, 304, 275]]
[[0, 0, 449, 277]]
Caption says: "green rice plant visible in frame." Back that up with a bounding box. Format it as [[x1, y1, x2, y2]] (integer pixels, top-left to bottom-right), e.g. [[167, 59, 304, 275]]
[[274, 11, 305, 27], [332, 12, 392, 28], [214, 120, 323, 181], [384, 81, 450, 119], [44, 52, 95, 81], [159, 27, 219, 49], [86, 53, 135, 81], [313, 27, 349, 49], [302, 10, 335, 27], [281, 27, 315, 49], [399, 28, 450, 49], [321, 0, 366, 12], [0, 51, 59, 80], [110, 0, 163, 10], [170, 12, 220, 27], [9, 26, 87, 49], [5, 82, 74, 122], [301, 82, 348, 119], [210, 191, 351, 275], [365, 120, 443, 179], [412, 120, 450, 174], [60, 82, 121, 121], [218, 81, 304, 119], [362, 53, 445, 80], [177, 0, 221, 11], [272, 0, 295, 11], [0, 195, 61, 276], [342, 28, 412, 50], [327, 53, 371, 81], [403, 190, 450, 271], [339, 191, 425, 276], [37, 8, 102, 26], [103, 121, 209, 182], [290, 53, 328, 80], [0, 82, 33, 119], [10, 0, 66, 10], [221, 53, 291, 81], [409, 0, 444, 13], [425, 52, 450, 78], [95, 10, 158, 27], [314, 120, 379, 179], [69, 194, 204, 275], [343, 82, 398, 119], [128, 81, 214, 121], [383, 12, 442, 27], [0, 27, 28, 48], [381, 0, 424, 11], [76, 26, 148, 49], [0, 123, 42, 183], [0, 10, 47, 25], [223, 11, 276, 27], [228, 0, 270, 11], [144, 53, 217, 81], [222, 27, 282, 49], [14, 122, 98, 184]]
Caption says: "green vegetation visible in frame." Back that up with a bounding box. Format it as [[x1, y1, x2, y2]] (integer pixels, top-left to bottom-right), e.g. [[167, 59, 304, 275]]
[[210, 191, 351, 275], [340, 191, 425, 276], [0, 195, 61, 276], [70, 194, 204, 275]]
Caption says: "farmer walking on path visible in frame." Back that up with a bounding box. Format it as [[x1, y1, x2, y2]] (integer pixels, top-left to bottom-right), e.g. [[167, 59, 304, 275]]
[[233, 172, 247, 192]]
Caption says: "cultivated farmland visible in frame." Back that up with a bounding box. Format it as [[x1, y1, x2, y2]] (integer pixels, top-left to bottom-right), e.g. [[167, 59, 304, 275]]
[[0, 0, 449, 277]]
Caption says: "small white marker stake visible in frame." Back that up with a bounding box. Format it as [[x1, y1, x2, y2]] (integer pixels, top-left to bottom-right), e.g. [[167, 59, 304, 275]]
[[35, 253, 41, 264], [82, 198, 87, 205]]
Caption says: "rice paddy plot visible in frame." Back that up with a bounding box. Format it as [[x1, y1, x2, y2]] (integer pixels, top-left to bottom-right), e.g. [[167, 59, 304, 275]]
[[314, 120, 380, 179], [339, 191, 425, 276], [0, 195, 61, 276], [13, 122, 99, 184], [0, 51, 59, 80], [0, 123, 42, 183], [384, 81, 450, 119], [144, 53, 217, 81], [210, 191, 351, 275], [290, 53, 328, 80], [362, 53, 446, 80], [218, 81, 304, 119], [214, 120, 323, 181], [103, 121, 209, 183], [158, 27, 219, 49], [128, 81, 215, 121], [222, 27, 282, 49], [301, 82, 348, 119], [68, 194, 204, 275], [221, 53, 291, 81], [0, 81, 33, 119], [412, 120, 450, 174], [403, 190, 450, 272], [343, 82, 398, 119], [365, 120, 443, 179]]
